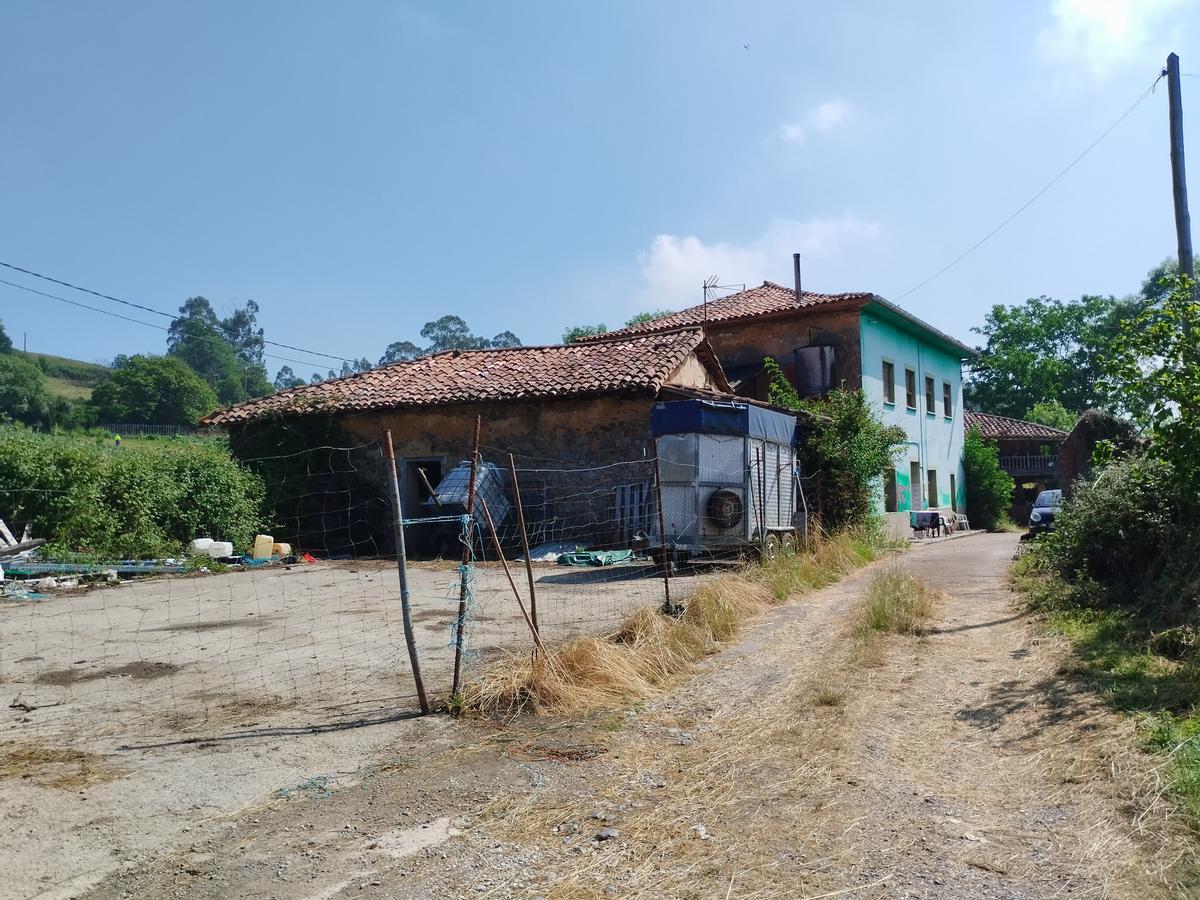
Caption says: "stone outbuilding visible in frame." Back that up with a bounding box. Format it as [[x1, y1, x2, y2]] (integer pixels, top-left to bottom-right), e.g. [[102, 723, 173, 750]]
[[963, 411, 1069, 524], [202, 330, 732, 554]]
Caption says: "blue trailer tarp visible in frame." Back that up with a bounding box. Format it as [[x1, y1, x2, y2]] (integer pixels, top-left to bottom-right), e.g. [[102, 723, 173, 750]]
[[651, 399, 797, 445]]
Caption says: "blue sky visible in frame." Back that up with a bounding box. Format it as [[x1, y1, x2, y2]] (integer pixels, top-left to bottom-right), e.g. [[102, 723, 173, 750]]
[[1, 1, 1196, 376]]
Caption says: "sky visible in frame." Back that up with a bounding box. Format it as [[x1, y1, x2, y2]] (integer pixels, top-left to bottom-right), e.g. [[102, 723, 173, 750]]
[[1, 0, 1196, 377]]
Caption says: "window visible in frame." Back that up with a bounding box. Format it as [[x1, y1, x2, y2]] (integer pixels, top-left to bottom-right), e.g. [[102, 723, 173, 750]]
[[950, 473, 958, 512], [909, 460, 921, 509], [924, 375, 935, 414], [884, 467, 898, 512], [927, 469, 938, 510], [905, 369, 917, 410], [942, 381, 952, 418], [882, 360, 895, 405]]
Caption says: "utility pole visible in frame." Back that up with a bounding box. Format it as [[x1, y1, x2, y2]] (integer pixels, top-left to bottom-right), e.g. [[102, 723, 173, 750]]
[[1167, 53, 1194, 279]]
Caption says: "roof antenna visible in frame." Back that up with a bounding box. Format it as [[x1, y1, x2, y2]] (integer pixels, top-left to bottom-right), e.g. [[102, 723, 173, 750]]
[[793, 253, 802, 303], [703, 274, 720, 328]]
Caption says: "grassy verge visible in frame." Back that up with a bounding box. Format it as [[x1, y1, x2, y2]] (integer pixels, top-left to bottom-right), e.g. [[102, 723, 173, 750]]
[[464, 528, 893, 717], [1012, 554, 1200, 829]]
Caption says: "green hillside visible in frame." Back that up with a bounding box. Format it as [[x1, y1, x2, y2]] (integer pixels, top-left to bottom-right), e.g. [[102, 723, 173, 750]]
[[15, 350, 110, 401]]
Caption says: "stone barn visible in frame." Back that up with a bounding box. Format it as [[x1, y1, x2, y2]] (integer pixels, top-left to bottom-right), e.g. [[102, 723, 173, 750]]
[[201, 330, 732, 556]]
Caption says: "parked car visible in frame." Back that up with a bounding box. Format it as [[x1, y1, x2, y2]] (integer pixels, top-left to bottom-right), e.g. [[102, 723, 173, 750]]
[[1027, 489, 1063, 535]]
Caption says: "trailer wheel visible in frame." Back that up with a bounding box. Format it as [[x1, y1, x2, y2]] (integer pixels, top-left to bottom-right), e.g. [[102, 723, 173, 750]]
[[760, 533, 780, 561], [781, 531, 797, 555]]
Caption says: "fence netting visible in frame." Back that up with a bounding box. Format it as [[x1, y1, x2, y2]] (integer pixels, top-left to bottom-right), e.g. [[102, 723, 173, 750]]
[[0, 434, 736, 749]]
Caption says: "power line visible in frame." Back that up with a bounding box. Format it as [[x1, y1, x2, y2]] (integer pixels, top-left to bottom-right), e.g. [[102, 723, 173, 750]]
[[0, 277, 337, 370], [893, 71, 1166, 303], [0, 259, 354, 364]]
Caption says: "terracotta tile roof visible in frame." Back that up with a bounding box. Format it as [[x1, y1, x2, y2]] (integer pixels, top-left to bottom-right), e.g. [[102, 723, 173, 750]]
[[964, 410, 1070, 440], [201, 329, 727, 426], [588, 282, 873, 340]]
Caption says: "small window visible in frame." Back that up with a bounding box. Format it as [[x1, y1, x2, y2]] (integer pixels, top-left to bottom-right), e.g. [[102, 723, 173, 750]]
[[927, 469, 938, 510], [884, 466, 898, 512], [905, 369, 917, 410], [924, 376, 935, 414], [942, 381, 952, 418], [882, 360, 895, 405]]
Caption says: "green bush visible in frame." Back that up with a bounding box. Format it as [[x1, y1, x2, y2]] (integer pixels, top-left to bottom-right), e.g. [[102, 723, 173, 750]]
[[0, 428, 265, 559], [1040, 453, 1196, 614], [764, 358, 906, 531], [962, 425, 1013, 531]]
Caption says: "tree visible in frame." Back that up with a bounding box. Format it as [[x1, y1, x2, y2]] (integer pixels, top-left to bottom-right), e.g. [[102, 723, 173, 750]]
[[1108, 273, 1200, 483], [1025, 399, 1075, 432], [90, 355, 219, 426], [489, 330, 522, 349], [167, 296, 272, 404], [378, 341, 422, 366], [962, 426, 1014, 531], [273, 366, 307, 390], [966, 292, 1144, 418], [421, 315, 489, 353], [0, 320, 13, 354], [563, 323, 606, 343], [624, 309, 673, 327], [765, 357, 905, 530], [0, 354, 51, 426]]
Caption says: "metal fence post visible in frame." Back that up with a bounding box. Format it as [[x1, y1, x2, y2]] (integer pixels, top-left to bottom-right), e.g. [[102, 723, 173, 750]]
[[652, 445, 674, 614], [508, 452, 539, 634], [384, 430, 429, 714], [450, 415, 482, 702]]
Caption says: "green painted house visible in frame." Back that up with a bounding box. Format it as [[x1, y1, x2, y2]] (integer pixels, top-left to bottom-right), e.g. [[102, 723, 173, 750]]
[[596, 269, 976, 535]]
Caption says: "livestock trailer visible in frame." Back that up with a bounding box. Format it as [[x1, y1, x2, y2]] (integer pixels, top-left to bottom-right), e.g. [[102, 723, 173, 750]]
[[645, 399, 805, 569]]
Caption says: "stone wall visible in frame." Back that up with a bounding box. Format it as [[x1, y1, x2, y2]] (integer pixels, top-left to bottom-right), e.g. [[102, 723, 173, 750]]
[[702, 306, 866, 399]]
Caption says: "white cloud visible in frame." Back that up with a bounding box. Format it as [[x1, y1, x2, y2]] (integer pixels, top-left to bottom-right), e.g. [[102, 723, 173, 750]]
[[779, 98, 854, 144], [1037, 0, 1191, 81], [636, 215, 882, 310]]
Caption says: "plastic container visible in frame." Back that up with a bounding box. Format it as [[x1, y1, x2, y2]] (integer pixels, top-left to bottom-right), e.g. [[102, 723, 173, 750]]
[[206, 541, 233, 558], [190, 538, 213, 553], [252, 534, 274, 560], [272, 542, 292, 558]]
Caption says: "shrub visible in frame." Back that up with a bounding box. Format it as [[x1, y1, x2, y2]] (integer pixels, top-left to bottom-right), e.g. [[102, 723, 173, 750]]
[[90, 354, 218, 426], [962, 425, 1013, 531], [764, 358, 906, 530], [1039, 453, 1197, 614], [0, 428, 265, 558]]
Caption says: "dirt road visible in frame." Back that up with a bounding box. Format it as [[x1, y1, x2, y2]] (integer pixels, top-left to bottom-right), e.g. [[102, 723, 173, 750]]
[[56, 535, 1195, 897]]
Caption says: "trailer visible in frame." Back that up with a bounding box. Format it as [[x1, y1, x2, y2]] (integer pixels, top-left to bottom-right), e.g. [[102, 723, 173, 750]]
[[645, 398, 806, 570]]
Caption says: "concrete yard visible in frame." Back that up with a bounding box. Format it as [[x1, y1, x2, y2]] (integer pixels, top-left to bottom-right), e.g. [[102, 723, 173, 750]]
[[0, 558, 700, 900]]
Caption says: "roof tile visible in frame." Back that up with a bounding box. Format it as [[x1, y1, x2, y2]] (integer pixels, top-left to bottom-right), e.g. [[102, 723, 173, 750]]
[[202, 329, 722, 426], [589, 282, 873, 339], [964, 410, 1070, 440]]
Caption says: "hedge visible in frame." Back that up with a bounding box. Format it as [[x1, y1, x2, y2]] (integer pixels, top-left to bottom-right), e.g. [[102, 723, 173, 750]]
[[0, 428, 265, 559]]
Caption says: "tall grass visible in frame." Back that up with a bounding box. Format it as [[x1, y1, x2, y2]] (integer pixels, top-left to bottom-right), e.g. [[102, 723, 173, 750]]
[[465, 529, 892, 718], [856, 568, 938, 637]]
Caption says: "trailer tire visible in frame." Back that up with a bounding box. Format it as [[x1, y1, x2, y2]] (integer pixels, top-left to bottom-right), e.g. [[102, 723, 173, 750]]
[[760, 532, 780, 561], [705, 489, 744, 530]]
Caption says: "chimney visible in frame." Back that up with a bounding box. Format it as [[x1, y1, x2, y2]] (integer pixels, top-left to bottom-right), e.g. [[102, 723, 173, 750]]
[[792, 253, 802, 303]]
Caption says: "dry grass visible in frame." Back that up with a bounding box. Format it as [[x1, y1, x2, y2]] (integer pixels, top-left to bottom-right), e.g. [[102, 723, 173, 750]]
[[465, 530, 885, 718], [0, 742, 123, 789], [856, 567, 938, 638]]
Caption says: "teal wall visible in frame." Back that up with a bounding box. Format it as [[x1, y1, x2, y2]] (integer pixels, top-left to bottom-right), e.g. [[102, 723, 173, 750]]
[[859, 309, 966, 518]]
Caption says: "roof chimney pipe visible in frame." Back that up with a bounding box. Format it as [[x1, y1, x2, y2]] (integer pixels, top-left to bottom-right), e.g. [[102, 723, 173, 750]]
[[792, 253, 802, 303]]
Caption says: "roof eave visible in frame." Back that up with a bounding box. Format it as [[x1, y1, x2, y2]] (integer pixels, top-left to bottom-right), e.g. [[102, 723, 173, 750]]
[[864, 296, 978, 359]]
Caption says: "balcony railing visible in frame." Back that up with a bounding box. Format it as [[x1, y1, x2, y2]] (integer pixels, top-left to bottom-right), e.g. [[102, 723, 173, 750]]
[[999, 454, 1056, 475]]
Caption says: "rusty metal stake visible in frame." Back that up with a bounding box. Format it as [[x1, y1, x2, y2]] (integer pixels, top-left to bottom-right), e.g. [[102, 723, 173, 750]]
[[450, 415, 482, 703], [383, 430, 429, 714], [480, 498, 546, 656], [652, 444, 673, 614], [508, 453, 539, 635]]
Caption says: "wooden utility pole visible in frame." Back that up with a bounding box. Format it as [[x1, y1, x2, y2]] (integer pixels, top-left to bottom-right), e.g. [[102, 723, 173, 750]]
[[1167, 53, 1194, 280]]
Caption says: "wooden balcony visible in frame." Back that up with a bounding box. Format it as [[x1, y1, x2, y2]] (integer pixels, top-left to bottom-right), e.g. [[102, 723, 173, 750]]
[[999, 454, 1056, 476]]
